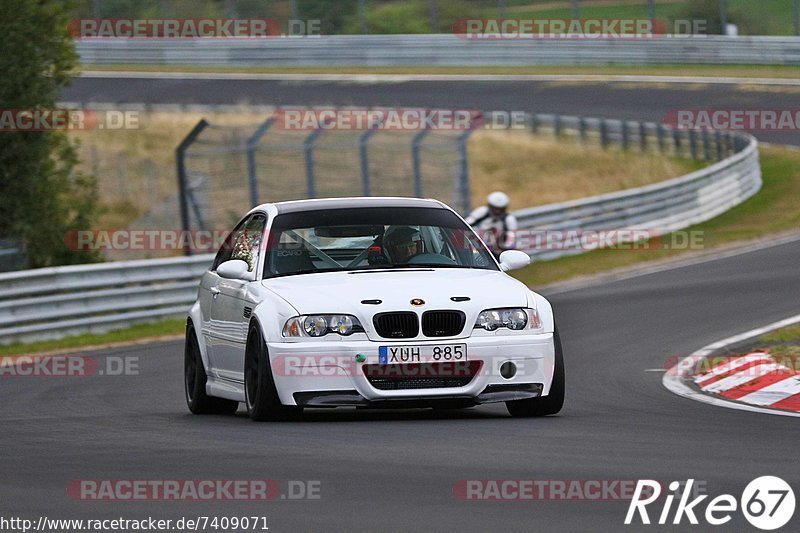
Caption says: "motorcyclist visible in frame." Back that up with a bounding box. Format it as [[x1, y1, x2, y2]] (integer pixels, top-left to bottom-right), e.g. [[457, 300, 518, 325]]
[[465, 191, 518, 256]]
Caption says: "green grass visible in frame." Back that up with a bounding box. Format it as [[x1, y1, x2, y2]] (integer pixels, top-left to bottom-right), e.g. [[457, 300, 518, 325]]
[[510, 146, 800, 287], [0, 319, 185, 357], [752, 324, 800, 368], [465, 0, 793, 36], [78, 64, 800, 80], [758, 324, 800, 345]]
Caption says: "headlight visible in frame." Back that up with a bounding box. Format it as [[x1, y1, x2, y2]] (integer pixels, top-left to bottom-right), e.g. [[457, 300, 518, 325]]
[[282, 315, 364, 337], [474, 308, 541, 331]]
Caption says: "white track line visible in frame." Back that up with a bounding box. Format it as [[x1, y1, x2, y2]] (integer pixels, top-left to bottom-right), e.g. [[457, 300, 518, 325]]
[[663, 314, 800, 418], [77, 71, 800, 86]]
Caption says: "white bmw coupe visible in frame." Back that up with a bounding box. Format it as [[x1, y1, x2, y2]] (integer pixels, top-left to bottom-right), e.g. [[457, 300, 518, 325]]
[[185, 197, 564, 421]]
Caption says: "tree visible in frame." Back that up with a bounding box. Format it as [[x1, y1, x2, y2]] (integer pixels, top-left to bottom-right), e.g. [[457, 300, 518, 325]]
[[0, 0, 101, 267]]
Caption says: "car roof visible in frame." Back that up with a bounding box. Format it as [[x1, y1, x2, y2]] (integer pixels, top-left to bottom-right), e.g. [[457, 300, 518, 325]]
[[262, 197, 448, 214]]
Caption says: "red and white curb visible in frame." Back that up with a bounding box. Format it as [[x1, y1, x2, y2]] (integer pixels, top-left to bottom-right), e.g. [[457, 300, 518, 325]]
[[663, 314, 800, 418]]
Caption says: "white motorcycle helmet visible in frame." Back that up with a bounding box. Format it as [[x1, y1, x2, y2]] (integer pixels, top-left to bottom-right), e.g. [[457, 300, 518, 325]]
[[487, 191, 509, 210]]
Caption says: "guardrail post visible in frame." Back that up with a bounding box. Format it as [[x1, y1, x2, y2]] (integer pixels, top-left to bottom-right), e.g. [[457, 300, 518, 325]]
[[579, 117, 588, 143], [657, 124, 667, 152], [246, 117, 274, 206], [734, 133, 748, 152], [621, 121, 630, 151], [639, 122, 648, 152], [688, 129, 699, 160], [600, 119, 610, 149], [715, 131, 724, 160], [411, 126, 431, 198], [702, 130, 712, 161], [529, 114, 540, 135], [175, 119, 208, 256], [553, 115, 562, 138]]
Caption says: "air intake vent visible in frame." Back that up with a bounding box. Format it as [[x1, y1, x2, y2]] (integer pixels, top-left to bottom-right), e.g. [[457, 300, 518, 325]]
[[422, 310, 466, 337], [363, 361, 483, 390], [373, 312, 419, 339]]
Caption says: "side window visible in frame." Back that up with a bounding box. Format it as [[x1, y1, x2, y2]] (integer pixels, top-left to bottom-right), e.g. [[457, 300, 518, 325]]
[[231, 215, 266, 272], [212, 214, 266, 272]]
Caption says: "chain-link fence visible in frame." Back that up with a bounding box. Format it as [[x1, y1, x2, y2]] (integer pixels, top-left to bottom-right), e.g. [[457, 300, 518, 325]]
[[176, 111, 476, 237]]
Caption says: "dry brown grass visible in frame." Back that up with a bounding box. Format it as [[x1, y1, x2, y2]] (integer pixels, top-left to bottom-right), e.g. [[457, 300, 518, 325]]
[[468, 129, 700, 210], [70, 110, 264, 227], [69, 110, 701, 228]]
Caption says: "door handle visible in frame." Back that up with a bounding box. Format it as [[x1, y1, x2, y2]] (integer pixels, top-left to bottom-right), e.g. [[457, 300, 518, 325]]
[[210, 287, 221, 297]]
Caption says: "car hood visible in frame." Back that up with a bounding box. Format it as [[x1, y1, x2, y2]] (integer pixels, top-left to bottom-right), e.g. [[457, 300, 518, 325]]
[[262, 268, 530, 317]]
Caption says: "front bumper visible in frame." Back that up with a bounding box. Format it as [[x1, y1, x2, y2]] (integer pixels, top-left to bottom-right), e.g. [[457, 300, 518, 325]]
[[267, 333, 555, 407]]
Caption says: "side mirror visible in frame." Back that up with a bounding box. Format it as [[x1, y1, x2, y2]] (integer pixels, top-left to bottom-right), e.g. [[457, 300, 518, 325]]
[[217, 259, 253, 281], [498, 250, 531, 272]]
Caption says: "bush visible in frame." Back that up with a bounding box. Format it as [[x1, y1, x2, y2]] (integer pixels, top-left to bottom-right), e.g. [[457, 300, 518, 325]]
[[0, 0, 101, 267], [671, 0, 773, 36]]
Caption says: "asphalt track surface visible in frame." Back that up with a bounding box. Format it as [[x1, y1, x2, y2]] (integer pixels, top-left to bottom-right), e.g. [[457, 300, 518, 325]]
[[5, 238, 800, 532], [3, 77, 796, 532], [63, 76, 800, 145]]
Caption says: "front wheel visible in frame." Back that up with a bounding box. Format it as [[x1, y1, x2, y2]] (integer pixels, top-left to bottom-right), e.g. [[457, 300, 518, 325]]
[[185, 323, 239, 415], [506, 324, 565, 417], [244, 323, 303, 422]]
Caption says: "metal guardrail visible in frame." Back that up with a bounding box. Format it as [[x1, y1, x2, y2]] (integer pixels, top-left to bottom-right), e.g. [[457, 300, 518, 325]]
[[75, 35, 800, 66], [516, 115, 761, 260], [0, 255, 214, 345], [0, 114, 761, 346]]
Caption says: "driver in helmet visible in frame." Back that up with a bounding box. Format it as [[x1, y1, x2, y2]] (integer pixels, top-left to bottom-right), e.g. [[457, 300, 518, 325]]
[[384, 226, 423, 264]]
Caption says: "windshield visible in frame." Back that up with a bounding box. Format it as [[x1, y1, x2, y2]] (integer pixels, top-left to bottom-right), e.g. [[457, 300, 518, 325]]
[[263, 206, 498, 278]]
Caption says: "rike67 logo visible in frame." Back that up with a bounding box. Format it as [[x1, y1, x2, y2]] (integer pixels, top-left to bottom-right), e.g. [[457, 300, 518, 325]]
[[625, 477, 795, 530]]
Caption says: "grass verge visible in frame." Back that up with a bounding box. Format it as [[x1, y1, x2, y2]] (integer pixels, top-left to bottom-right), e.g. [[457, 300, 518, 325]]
[[0, 319, 185, 357], [510, 145, 800, 286], [751, 324, 800, 362]]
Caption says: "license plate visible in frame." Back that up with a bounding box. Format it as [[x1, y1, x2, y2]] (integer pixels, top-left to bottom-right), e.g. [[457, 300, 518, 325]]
[[378, 344, 467, 364]]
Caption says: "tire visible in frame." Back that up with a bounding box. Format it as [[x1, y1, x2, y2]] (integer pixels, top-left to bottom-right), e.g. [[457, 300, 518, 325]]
[[506, 324, 565, 418], [244, 323, 303, 422], [185, 323, 239, 415]]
